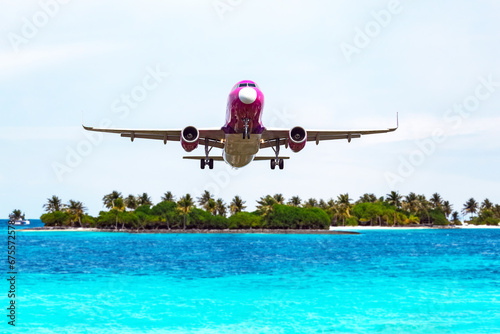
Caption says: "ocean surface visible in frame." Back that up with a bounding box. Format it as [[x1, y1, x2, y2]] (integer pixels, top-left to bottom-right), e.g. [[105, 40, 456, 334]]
[[2, 224, 500, 333]]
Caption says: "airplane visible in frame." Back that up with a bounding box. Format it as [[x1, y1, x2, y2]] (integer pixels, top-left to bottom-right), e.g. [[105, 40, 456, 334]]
[[83, 80, 398, 170]]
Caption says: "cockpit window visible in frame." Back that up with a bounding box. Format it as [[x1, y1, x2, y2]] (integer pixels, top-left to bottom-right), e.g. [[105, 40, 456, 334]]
[[238, 83, 248, 87], [248, 83, 256, 87]]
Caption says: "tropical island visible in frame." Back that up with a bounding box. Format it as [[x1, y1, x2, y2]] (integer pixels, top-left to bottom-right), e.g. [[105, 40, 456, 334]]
[[27, 191, 499, 233]]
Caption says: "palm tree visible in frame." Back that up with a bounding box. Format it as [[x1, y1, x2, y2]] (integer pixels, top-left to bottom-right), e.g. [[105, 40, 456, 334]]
[[336, 206, 349, 226], [9, 210, 24, 221], [403, 192, 419, 214], [492, 205, 500, 219], [319, 199, 328, 210], [358, 193, 378, 204], [337, 194, 352, 206], [103, 191, 122, 209], [43, 195, 64, 212], [451, 211, 461, 225], [161, 191, 176, 202], [442, 201, 452, 218], [402, 214, 420, 225], [325, 198, 337, 215], [215, 198, 227, 217], [256, 195, 277, 218], [177, 194, 195, 230], [463, 198, 479, 220], [385, 190, 403, 226], [206, 198, 217, 215], [112, 197, 125, 211], [303, 198, 318, 208], [124, 195, 138, 211], [109, 198, 125, 229], [336, 193, 352, 226], [197, 190, 214, 210], [273, 194, 285, 204], [137, 193, 153, 207], [481, 199, 493, 211], [230, 196, 246, 215], [416, 195, 430, 222], [429, 193, 443, 210], [66, 200, 87, 227], [287, 196, 301, 207], [385, 191, 402, 208]]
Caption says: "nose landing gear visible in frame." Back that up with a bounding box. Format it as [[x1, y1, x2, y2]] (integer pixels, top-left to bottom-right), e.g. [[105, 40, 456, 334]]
[[242, 118, 250, 139]]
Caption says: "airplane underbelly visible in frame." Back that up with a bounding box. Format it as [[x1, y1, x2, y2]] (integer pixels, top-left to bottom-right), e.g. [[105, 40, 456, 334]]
[[223, 134, 261, 168]]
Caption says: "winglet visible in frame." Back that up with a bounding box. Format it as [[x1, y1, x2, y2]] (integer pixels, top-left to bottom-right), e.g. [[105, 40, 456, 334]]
[[388, 112, 399, 132], [81, 111, 87, 129], [81, 111, 93, 131]]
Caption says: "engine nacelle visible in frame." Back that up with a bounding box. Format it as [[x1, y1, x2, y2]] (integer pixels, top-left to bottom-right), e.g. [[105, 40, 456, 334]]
[[288, 126, 307, 152], [181, 126, 199, 152]]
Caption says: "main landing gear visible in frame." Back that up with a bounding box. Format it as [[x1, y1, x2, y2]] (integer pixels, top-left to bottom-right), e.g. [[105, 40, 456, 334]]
[[200, 141, 214, 169], [201, 159, 214, 169], [242, 118, 250, 139], [270, 139, 284, 170], [270, 158, 284, 170]]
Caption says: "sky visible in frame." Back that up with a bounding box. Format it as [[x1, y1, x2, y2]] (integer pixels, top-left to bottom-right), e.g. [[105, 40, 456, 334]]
[[1, 0, 499, 218]]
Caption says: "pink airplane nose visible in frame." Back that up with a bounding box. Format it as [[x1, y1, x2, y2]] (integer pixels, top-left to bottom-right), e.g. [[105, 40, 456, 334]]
[[238, 87, 257, 104]]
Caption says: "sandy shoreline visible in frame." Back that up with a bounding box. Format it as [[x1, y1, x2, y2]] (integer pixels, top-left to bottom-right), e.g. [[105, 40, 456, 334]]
[[19, 225, 499, 234]]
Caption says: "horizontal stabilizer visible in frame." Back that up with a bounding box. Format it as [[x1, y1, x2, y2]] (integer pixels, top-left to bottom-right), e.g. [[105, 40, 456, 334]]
[[183, 156, 290, 161], [253, 156, 290, 161], [183, 156, 224, 161]]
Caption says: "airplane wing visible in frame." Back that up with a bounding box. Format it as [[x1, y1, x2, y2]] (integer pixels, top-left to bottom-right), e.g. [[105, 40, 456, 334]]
[[82, 125, 226, 149], [260, 114, 398, 148]]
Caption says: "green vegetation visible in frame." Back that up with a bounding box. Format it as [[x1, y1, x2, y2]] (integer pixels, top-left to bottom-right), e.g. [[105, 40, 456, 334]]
[[9, 209, 25, 221], [467, 198, 500, 226], [39, 192, 500, 230]]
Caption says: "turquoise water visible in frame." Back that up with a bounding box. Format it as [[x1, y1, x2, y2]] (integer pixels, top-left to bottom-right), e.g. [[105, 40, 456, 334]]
[[4, 229, 500, 333]]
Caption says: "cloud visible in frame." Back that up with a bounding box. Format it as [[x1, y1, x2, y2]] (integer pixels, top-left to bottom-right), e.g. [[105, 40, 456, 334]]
[[0, 41, 124, 78]]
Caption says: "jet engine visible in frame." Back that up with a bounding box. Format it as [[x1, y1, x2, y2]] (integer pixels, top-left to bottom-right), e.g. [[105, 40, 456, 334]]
[[288, 126, 307, 152], [180, 126, 199, 152]]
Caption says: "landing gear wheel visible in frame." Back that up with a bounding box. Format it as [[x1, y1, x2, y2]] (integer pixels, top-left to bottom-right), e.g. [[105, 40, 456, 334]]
[[209, 159, 214, 169], [279, 158, 284, 170], [200, 159, 206, 169], [270, 159, 276, 170]]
